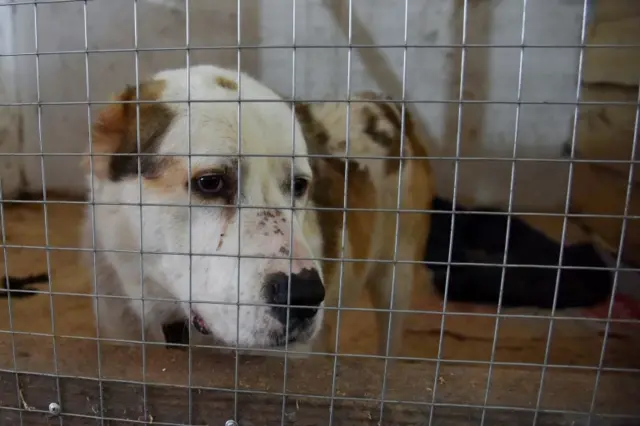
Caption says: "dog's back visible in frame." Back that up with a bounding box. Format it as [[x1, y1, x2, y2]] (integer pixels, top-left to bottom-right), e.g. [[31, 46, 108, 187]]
[[296, 93, 434, 356]]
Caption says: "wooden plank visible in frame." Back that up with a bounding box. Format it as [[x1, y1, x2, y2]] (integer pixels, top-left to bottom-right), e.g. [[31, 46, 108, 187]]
[[574, 83, 639, 183], [583, 0, 640, 86], [1, 373, 622, 426], [573, 0, 640, 256], [0, 376, 629, 426], [570, 163, 640, 266], [0, 335, 638, 425]]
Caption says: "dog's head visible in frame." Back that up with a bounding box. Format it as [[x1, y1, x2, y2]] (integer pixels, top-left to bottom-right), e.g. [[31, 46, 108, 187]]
[[84, 65, 325, 349]]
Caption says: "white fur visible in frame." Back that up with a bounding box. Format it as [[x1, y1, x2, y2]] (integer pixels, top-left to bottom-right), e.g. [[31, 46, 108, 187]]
[[83, 65, 324, 355]]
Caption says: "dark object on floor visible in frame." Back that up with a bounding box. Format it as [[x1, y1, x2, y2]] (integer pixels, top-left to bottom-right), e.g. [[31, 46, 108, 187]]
[[425, 197, 613, 309], [0, 273, 50, 299], [162, 320, 189, 350]]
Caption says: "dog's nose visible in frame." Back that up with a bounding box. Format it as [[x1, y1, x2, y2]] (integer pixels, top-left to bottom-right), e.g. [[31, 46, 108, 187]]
[[265, 268, 325, 325]]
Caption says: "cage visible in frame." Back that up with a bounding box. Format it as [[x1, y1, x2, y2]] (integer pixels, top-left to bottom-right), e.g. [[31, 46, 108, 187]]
[[0, 0, 638, 425]]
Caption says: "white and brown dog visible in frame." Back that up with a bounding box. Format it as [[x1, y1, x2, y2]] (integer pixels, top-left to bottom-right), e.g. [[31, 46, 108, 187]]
[[81, 64, 433, 358]]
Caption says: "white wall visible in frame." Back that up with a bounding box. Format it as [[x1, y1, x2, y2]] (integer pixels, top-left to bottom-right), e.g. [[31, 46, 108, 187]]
[[0, 0, 21, 199], [1, 0, 588, 210], [260, 0, 586, 210], [11, 0, 257, 195]]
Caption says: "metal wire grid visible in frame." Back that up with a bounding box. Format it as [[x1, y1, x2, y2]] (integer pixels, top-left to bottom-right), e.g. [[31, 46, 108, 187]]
[[0, 0, 638, 425]]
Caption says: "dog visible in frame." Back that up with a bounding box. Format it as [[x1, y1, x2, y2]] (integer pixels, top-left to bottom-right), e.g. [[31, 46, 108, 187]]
[[81, 64, 433, 358], [293, 95, 434, 356]]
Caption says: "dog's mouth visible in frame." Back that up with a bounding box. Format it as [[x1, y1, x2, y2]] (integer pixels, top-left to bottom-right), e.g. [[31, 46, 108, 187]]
[[270, 321, 314, 347], [269, 332, 300, 348], [189, 311, 314, 348], [191, 311, 211, 335]]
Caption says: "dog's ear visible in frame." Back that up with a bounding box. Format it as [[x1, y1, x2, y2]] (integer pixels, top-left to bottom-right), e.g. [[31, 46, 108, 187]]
[[82, 80, 173, 181]]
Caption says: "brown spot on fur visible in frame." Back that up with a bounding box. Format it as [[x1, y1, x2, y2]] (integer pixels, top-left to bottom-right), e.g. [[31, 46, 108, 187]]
[[311, 156, 378, 279], [363, 99, 417, 175], [216, 218, 232, 251], [279, 246, 289, 256], [294, 104, 329, 151], [295, 99, 379, 278], [351, 91, 427, 177], [362, 106, 394, 148], [215, 76, 238, 91], [222, 207, 235, 223], [363, 106, 397, 174], [142, 157, 188, 193], [84, 80, 174, 182]]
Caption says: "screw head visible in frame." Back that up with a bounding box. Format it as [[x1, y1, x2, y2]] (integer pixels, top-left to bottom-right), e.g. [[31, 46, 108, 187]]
[[48, 402, 61, 415], [225, 420, 238, 426]]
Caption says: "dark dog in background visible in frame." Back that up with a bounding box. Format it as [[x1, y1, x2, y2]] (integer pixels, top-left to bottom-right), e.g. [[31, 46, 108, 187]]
[[425, 196, 612, 309]]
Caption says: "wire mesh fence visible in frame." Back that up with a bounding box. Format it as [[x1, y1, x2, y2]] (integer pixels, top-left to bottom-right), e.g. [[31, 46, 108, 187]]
[[0, 0, 638, 425]]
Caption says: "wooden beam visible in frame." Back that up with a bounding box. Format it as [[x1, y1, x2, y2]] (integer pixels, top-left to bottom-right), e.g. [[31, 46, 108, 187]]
[[582, 0, 640, 86], [1, 371, 629, 426], [0, 335, 638, 425]]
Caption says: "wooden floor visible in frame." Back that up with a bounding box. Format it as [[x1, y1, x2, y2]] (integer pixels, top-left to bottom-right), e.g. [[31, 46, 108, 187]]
[[1, 199, 638, 368], [0, 199, 638, 423]]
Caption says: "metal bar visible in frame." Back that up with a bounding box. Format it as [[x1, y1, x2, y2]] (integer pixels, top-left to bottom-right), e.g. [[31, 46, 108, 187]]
[[480, 0, 528, 422], [428, 1, 470, 423], [3, 98, 638, 107], [0, 181, 24, 426], [327, 0, 354, 422], [81, 0, 105, 423], [130, 0, 151, 422], [233, 0, 243, 422], [31, 2, 63, 424], [2, 42, 640, 56], [586, 84, 640, 426], [184, 0, 194, 424], [378, 0, 410, 423], [279, 0, 297, 424], [531, 1, 591, 423]]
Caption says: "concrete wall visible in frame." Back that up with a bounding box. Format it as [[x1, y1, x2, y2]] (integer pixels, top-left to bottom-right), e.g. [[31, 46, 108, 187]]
[[1, 0, 588, 210], [260, 0, 586, 210], [0, 0, 21, 199], [9, 0, 259, 196]]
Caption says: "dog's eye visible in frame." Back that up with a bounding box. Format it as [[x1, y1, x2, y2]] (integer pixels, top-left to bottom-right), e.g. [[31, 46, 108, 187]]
[[292, 177, 309, 197], [193, 173, 225, 195]]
